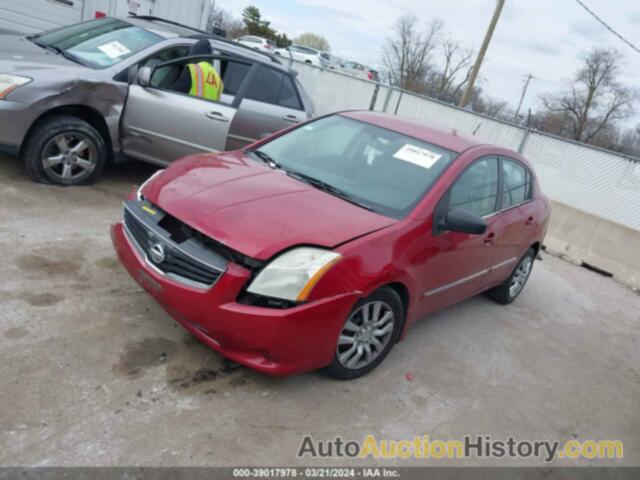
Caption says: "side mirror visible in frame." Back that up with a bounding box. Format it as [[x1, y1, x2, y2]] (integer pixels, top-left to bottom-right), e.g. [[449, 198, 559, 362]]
[[137, 66, 152, 87], [437, 208, 487, 235]]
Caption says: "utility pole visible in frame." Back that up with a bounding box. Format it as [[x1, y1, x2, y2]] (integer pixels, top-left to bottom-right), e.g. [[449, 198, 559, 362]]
[[458, 0, 506, 108], [514, 73, 534, 121]]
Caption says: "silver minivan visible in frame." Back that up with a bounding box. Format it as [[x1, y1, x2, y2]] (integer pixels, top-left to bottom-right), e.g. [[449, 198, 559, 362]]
[[0, 16, 315, 185]]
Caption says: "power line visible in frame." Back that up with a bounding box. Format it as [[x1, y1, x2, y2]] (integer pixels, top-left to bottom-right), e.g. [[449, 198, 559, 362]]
[[574, 0, 640, 54]]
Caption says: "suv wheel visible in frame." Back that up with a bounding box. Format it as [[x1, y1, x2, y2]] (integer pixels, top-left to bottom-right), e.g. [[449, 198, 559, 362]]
[[23, 115, 106, 186], [324, 287, 404, 380], [487, 248, 535, 305]]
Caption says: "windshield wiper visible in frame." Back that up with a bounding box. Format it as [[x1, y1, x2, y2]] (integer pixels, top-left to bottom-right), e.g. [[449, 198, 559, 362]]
[[33, 40, 83, 65], [250, 150, 376, 212], [251, 150, 281, 170], [285, 170, 376, 212]]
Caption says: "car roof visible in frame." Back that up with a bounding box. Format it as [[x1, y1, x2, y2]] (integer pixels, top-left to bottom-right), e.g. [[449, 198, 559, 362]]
[[340, 111, 486, 153], [122, 17, 288, 71], [292, 44, 318, 51]]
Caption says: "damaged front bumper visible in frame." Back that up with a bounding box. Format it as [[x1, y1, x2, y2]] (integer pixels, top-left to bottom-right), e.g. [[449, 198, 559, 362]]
[[111, 222, 359, 375], [0, 99, 36, 150]]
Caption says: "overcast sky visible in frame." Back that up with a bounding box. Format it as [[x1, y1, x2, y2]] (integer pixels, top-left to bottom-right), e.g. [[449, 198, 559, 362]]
[[218, 0, 640, 123]]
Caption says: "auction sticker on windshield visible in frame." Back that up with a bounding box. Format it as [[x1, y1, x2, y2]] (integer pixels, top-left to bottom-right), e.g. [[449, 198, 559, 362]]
[[393, 144, 442, 169], [98, 41, 131, 59]]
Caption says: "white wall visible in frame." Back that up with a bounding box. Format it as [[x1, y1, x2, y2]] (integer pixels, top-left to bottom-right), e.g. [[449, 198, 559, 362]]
[[0, 0, 210, 33], [0, 0, 82, 33], [82, 0, 211, 30]]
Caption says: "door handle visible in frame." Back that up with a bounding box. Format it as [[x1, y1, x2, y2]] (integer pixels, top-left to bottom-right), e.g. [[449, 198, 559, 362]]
[[483, 232, 496, 245], [205, 111, 230, 122], [525, 216, 535, 226], [282, 115, 301, 123]]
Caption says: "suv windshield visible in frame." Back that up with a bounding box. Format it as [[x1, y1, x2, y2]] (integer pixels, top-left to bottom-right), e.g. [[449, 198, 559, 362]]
[[32, 18, 162, 68], [253, 115, 456, 219]]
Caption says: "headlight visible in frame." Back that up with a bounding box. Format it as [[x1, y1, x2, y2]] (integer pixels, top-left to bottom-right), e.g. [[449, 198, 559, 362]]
[[0, 74, 32, 99], [136, 169, 165, 201], [247, 247, 342, 302]]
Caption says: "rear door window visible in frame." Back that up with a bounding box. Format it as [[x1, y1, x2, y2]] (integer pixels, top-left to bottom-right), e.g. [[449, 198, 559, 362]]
[[500, 159, 530, 209], [278, 75, 303, 110], [218, 59, 251, 95], [244, 66, 281, 103], [244, 66, 303, 110]]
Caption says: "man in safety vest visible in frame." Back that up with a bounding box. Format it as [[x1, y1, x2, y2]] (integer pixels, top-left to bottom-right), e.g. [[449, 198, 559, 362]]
[[173, 39, 223, 101]]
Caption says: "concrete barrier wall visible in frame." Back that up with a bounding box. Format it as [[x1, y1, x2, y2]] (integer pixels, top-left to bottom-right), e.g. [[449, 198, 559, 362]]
[[544, 200, 640, 290]]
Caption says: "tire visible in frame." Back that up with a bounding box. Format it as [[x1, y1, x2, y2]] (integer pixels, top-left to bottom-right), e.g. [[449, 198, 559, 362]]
[[487, 248, 536, 305], [324, 287, 404, 380], [23, 115, 107, 186]]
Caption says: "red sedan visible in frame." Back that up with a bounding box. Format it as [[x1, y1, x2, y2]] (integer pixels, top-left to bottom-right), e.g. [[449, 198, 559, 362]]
[[111, 111, 551, 380]]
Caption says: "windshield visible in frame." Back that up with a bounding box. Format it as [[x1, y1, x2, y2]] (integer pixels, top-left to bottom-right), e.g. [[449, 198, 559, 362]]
[[33, 18, 162, 68], [253, 115, 457, 219]]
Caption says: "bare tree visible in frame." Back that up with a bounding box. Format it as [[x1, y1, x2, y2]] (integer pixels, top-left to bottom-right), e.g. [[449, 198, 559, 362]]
[[540, 47, 637, 144], [382, 15, 443, 92], [427, 37, 473, 102], [294, 32, 331, 52], [471, 90, 510, 119], [619, 124, 640, 157], [207, 2, 245, 38]]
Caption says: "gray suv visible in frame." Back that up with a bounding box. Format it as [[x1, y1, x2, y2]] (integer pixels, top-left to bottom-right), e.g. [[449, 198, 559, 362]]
[[0, 16, 315, 186]]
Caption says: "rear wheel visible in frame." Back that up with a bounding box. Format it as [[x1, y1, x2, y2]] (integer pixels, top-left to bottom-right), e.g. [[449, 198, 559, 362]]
[[23, 115, 106, 186], [324, 287, 404, 380], [487, 248, 535, 305]]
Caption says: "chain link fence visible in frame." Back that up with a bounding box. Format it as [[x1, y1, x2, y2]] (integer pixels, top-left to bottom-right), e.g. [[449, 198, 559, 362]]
[[293, 61, 640, 230]]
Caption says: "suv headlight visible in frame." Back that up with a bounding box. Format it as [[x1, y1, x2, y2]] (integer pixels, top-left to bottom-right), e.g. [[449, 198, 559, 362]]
[[247, 247, 342, 302], [0, 74, 32, 99]]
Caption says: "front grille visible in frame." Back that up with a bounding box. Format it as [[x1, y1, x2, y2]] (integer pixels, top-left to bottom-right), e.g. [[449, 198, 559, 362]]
[[123, 204, 225, 288]]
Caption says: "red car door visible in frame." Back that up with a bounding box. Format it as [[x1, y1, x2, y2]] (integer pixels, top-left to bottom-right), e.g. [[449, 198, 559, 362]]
[[483, 157, 535, 286], [420, 157, 501, 315]]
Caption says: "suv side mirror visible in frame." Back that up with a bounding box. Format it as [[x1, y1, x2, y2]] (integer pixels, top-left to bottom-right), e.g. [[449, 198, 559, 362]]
[[437, 208, 487, 235], [137, 66, 152, 87]]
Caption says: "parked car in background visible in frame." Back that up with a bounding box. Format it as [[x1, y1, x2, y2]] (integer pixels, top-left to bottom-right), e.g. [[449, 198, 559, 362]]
[[340, 61, 379, 81], [274, 45, 329, 67], [322, 52, 343, 70], [0, 16, 314, 186], [235, 35, 277, 52], [112, 111, 551, 379], [368, 68, 381, 82]]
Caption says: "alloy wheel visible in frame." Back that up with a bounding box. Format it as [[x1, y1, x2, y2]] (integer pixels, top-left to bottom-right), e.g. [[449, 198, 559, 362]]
[[509, 256, 533, 298], [337, 301, 395, 370], [42, 133, 97, 184]]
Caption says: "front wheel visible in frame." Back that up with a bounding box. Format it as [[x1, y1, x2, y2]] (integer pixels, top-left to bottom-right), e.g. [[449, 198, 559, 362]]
[[324, 287, 404, 380], [487, 248, 535, 305], [23, 115, 107, 186]]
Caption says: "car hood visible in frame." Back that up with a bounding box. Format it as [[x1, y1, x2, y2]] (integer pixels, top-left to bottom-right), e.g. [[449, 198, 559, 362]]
[[0, 34, 85, 74], [142, 152, 397, 261]]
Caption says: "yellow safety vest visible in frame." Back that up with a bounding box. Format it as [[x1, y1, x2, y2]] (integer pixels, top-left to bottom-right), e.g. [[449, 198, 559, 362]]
[[188, 62, 223, 101]]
